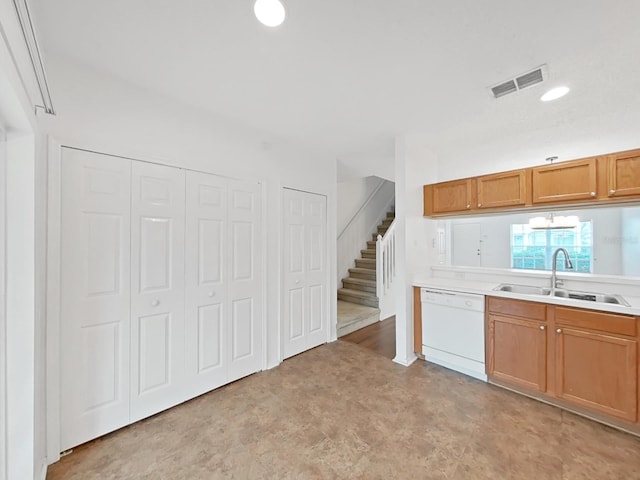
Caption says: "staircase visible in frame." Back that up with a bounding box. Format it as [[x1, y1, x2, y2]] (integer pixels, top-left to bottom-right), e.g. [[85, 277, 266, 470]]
[[338, 210, 395, 308]]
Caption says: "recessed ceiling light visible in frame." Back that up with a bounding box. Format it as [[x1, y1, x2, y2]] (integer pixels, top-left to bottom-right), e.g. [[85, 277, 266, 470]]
[[541, 86, 570, 102], [254, 0, 286, 27]]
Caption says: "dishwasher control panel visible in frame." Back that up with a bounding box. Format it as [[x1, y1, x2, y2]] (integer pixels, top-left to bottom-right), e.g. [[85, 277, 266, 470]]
[[421, 288, 485, 312]]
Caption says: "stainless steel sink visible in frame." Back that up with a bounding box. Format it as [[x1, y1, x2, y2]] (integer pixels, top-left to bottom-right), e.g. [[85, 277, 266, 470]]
[[550, 289, 631, 306], [493, 283, 631, 307], [494, 284, 550, 296]]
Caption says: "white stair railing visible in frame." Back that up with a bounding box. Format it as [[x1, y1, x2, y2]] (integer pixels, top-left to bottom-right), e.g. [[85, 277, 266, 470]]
[[376, 218, 397, 320]]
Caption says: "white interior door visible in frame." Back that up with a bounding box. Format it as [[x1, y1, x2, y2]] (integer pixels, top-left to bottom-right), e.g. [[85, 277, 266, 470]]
[[60, 148, 131, 450], [452, 223, 481, 267], [283, 188, 327, 359], [185, 171, 228, 396], [130, 161, 185, 422], [227, 179, 262, 379]]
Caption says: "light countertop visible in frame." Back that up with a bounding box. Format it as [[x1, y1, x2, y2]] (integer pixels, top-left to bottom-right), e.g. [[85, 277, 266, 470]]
[[413, 276, 640, 316]]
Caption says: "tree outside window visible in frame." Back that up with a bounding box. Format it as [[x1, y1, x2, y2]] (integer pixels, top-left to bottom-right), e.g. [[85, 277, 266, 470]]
[[510, 222, 592, 273]]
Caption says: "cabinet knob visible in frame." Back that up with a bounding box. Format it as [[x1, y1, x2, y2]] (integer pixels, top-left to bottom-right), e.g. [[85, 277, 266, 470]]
[[590, 191, 596, 197], [151, 299, 160, 307], [466, 204, 470, 209], [478, 203, 482, 207], [208, 291, 215, 297], [610, 189, 616, 195], [556, 328, 562, 334], [539, 325, 545, 331]]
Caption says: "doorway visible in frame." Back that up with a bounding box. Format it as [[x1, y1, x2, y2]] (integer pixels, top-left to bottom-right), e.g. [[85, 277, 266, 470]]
[[452, 222, 481, 266]]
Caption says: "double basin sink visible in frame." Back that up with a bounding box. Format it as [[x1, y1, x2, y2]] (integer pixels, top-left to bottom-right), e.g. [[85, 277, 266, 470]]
[[494, 283, 631, 307]]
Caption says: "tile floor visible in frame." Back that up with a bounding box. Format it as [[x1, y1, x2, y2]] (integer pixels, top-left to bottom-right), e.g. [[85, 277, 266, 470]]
[[47, 341, 640, 479]]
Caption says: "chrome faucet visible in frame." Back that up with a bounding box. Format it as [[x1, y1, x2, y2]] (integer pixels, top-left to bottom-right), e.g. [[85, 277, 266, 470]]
[[551, 247, 573, 290]]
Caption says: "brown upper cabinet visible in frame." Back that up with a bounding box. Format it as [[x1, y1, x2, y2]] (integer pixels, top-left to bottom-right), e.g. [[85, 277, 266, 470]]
[[425, 178, 474, 215], [608, 149, 640, 198], [477, 169, 527, 209], [531, 157, 597, 205], [423, 147, 640, 217]]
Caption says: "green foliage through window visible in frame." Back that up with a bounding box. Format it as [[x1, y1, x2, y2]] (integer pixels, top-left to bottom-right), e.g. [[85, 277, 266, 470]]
[[510, 222, 592, 273]]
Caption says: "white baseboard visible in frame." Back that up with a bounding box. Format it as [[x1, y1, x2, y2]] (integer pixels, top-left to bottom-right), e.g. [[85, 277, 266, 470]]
[[393, 353, 417, 367]]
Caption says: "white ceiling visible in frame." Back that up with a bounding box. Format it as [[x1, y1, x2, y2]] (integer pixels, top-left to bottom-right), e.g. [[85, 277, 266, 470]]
[[32, 0, 640, 177]]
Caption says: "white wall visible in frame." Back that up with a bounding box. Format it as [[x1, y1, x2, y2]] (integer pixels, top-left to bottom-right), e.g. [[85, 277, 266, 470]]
[[426, 93, 640, 183], [622, 207, 640, 277], [40, 53, 338, 462], [0, 128, 5, 480], [337, 176, 385, 234], [393, 134, 441, 366], [5, 134, 36, 480], [336, 176, 394, 285], [0, 4, 46, 479]]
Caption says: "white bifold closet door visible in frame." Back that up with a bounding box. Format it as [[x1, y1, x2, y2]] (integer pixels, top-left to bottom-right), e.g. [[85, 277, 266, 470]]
[[129, 161, 186, 422], [283, 188, 327, 359], [60, 149, 262, 449], [60, 149, 132, 451], [184, 173, 262, 396]]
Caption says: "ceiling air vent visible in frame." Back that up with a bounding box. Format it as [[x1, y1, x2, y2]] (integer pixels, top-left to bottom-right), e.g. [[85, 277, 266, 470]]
[[491, 80, 518, 98], [516, 68, 544, 89], [490, 65, 548, 99]]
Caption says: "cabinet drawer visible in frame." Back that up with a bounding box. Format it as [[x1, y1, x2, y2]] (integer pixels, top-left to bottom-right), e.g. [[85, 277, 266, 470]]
[[554, 307, 637, 337], [487, 297, 546, 321]]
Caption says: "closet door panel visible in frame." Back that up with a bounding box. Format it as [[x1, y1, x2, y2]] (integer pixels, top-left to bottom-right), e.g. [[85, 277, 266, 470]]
[[130, 161, 185, 422], [282, 189, 327, 359], [283, 190, 307, 358], [185, 171, 228, 396], [305, 194, 327, 346], [60, 148, 131, 450], [227, 180, 261, 379]]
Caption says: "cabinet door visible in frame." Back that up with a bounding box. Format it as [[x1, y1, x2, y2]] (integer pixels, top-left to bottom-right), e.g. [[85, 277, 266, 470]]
[[555, 327, 637, 422], [608, 150, 640, 198], [429, 179, 474, 214], [185, 171, 228, 397], [477, 170, 527, 209], [532, 158, 597, 204], [130, 161, 186, 422], [60, 148, 131, 450], [487, 314, 547, 392]]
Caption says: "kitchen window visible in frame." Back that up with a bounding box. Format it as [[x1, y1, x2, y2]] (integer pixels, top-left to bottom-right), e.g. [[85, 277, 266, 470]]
[[510, 221, 593, 273]]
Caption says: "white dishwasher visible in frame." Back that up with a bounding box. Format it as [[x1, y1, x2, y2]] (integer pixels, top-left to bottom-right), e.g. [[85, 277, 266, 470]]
[[421, 288, 487, 381]]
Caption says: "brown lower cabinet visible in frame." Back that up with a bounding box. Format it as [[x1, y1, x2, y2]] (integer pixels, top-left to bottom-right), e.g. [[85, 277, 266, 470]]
[[486, 297, 639, 425], [488, 313, 548, 392]]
